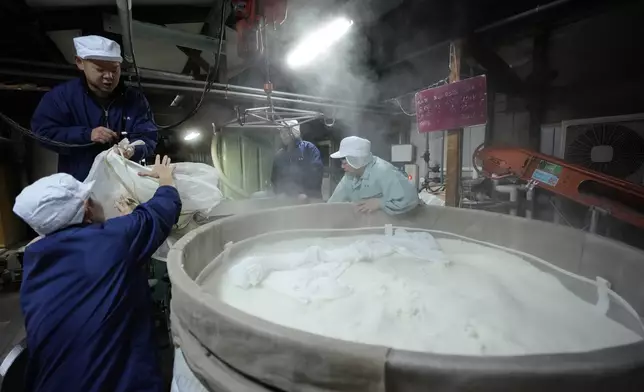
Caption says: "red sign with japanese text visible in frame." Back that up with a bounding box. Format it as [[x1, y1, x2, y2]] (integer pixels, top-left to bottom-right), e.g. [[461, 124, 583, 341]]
[[415, 75, 487, 133]]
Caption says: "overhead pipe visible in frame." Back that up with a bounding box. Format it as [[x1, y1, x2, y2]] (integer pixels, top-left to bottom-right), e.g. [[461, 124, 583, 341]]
[[383, 0, 574, 70], [0, 68, 392, 114], [0, 59, 195, 82], [0, 59, 390, 111], [138, 82, 390, 113], [115, 0, 135, 65]]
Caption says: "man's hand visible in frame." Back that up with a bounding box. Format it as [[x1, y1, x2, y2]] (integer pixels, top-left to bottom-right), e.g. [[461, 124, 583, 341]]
[[113, 145, 135, 159], [115, 195, 137, 216], [356, 198, 381, 213], [91, 126, 118, 144], [138, 155, 175, 187]]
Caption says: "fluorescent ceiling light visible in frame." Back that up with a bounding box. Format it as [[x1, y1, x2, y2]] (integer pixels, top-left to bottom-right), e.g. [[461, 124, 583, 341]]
[[184, 130, 201, 142], [286, 17, 353, 69]]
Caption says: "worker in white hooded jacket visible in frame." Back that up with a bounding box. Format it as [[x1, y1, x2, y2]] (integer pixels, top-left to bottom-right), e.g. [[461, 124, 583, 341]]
[[328, 136, 419, 214]]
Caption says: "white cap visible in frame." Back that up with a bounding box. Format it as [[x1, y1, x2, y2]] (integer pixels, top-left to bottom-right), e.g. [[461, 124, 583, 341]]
[[13, 174, 95, 236], [74, 35, 123, 63], [281, 119, 301, 139], [330, 136, 371, 159]]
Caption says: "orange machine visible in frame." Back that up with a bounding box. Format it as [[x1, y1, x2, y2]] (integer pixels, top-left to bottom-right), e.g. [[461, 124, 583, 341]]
[[474, 146, 644, 229]]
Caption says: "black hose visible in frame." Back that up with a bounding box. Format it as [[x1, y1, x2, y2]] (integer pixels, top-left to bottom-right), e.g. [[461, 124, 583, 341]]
[[127, 0, 228, 131], [0, 112, 94, 148]]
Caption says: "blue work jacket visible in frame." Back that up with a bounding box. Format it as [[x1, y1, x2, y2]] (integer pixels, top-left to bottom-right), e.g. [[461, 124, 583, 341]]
[[31, 78, 157, 181], [20, 186, 181, 392], [271, 139, 323, 198]]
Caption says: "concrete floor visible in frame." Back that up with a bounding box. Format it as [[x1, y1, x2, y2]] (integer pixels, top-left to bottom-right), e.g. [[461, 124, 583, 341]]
[[0, 291, 25, 362]]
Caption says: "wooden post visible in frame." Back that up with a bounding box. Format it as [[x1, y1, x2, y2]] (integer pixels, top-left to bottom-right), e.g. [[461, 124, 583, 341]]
[[444, 41, 463, 207]]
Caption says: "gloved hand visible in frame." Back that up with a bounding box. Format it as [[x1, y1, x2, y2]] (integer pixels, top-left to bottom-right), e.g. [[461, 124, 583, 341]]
[[356, 198, 381, 213]]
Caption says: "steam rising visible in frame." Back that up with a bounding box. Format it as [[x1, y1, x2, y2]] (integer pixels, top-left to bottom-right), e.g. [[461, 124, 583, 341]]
[[277, 3, 388, 151]]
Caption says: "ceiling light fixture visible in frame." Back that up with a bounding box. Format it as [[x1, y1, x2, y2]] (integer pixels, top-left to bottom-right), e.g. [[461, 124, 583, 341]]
[[183, 130, 201, 142], [286, 17, 353, 69]]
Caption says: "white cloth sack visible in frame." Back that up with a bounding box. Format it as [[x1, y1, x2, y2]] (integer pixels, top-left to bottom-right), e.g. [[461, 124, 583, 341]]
[[84, 139, 223, 221]]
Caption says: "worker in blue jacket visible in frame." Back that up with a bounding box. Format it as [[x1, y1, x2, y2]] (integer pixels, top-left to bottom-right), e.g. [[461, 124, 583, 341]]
[[271, 120, 323, 199], [31, 35, 157, 181], [13, 155, 181, 392]]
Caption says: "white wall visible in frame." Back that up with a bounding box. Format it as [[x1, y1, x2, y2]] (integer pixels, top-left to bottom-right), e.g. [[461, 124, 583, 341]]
[[409, 122, 486, 180]]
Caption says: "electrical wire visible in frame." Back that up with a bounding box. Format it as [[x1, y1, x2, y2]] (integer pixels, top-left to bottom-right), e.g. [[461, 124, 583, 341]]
[[393, 98, 415, 117], [388, 77, 449, 116], [125, 0, 227, 131], [0, 111, 94, 148]]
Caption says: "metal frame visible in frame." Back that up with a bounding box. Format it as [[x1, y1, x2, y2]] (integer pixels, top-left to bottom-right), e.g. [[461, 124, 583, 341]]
[[0, 339, 27, 392], [104, 13, 225, 55]]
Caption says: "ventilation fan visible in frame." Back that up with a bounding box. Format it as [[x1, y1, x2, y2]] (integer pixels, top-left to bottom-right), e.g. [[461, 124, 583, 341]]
[[558, 114, 644, 183]]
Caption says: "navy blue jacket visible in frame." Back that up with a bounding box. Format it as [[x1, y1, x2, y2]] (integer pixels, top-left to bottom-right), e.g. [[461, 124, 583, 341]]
[[31, 78, 157, 181], [271, 139, 323, 198], [20, 186, 181, 392]]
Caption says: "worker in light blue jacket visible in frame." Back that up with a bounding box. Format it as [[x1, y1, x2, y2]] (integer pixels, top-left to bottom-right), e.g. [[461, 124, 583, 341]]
[[31, 35, 157, 181], [328, 136, 419, 214]]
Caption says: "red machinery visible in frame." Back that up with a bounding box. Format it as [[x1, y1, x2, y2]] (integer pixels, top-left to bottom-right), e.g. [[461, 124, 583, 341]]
[[232, 0, 288, 59], [474, 146, 644, 229]]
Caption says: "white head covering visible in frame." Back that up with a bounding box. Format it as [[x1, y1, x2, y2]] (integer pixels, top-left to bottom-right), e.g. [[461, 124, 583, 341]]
[[13, 173, 95, 236], [280, 119, 301, 139], [73, 35, 123, 63], [330, 136, 373, 168]]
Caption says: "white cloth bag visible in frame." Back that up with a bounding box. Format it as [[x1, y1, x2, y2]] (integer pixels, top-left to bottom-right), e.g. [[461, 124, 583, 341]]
[[84, 139, 224, 222]]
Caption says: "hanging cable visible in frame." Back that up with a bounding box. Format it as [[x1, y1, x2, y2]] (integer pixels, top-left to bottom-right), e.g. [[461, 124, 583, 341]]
[[125, 0, 228, 131], [387, 77, 449, 116], [0, 112, 94, 148], [393, 98, 416, 117]]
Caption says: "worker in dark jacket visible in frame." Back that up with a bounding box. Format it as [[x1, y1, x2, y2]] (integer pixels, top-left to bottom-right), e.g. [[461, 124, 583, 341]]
[[31, 35, 157, 181], [271, 120, 323, 199], [13, 155, 181, 392]]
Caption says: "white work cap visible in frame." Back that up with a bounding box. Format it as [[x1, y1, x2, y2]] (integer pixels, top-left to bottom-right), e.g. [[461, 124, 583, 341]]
[[280, 119, 301, 139], [73, 35, 123, 63], [330, 136, 371, 159], [13, 173, 95, 236]]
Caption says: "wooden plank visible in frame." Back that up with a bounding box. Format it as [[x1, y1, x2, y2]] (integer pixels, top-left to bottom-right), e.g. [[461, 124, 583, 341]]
[[444, 41, 464, 207]]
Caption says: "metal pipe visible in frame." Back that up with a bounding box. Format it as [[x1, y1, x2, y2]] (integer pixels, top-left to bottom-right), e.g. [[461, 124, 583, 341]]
[[525, 187, 535, 219], [0, 60, 389, 110], [138, 82, 389, 113], [0, 68, 390, 113], [475, 0, 573, 33], [0, 59, 195, 81], [588, 207, 606, 234], [589, 208, 599, 233], [383, 0, 573, 70], [495, 184, 520, 216], [115, 0, 134, 65]]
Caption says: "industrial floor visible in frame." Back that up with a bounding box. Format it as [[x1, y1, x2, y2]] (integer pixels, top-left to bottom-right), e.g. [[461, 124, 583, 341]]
[[0, 291, 25, 361]]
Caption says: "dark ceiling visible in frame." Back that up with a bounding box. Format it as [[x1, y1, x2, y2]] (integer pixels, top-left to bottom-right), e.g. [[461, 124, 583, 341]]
[[1, 0, 635, 68], [0, 0, 639, 107]]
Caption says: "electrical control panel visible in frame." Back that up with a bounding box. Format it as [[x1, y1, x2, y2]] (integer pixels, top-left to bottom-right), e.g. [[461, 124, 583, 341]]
[[391, 144, 416, 163]]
